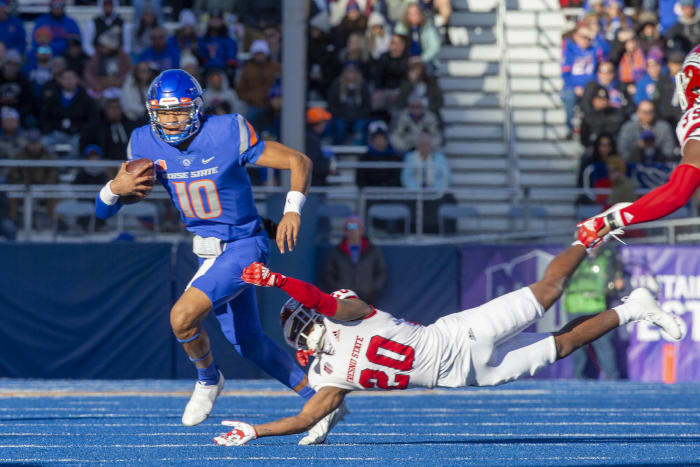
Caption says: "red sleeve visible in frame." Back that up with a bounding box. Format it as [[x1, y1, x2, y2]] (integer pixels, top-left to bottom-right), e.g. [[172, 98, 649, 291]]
[[278, 276, 338, 317], [618, 164, 700, 226]]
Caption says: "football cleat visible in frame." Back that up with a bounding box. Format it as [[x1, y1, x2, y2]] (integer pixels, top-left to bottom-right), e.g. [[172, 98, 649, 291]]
[[298, 400, 349, 445], [623, 288, 686, 341], [214, 420, 257, 446], [182, 369, 224, 426]]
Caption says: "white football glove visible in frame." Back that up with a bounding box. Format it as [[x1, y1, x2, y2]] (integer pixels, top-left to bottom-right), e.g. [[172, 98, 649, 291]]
[[213, 420, 257, 446]]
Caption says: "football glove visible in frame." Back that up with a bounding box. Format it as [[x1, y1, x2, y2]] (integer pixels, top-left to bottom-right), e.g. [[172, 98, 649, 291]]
[[242, 262, 285, 287], [575, 202, 632, 249], [213, 420, 257, 446]]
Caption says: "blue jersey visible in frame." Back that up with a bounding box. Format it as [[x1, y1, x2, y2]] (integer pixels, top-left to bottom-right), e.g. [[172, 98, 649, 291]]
[[127, 114, 264, 241]]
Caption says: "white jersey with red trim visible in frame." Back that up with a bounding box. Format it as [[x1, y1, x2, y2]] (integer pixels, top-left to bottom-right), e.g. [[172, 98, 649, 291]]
[[307, 307, 467, 391], [676, 106, 700, 149]]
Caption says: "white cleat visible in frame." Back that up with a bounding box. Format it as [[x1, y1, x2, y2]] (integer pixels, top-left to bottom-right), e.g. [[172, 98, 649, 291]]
[[625, 288, 687, 341], [182, 369, 225, 426], [298, 401, 349, 445]]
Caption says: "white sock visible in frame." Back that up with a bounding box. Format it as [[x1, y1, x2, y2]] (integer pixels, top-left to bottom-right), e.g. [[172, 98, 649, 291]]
[[613, 302, 637, 325]]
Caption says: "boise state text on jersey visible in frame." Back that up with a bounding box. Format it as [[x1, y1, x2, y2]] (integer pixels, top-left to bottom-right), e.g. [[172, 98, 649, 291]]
[[127, 113, 263, 241]]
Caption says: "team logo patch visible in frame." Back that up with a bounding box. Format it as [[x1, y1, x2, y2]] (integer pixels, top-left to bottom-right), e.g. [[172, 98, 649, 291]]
[[323, 362, 333, 375], [154, 159, 167, 172], [182, 158, 192, 167]]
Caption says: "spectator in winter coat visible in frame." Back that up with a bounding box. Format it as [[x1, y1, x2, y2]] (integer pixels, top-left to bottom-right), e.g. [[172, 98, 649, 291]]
[[580, 86, 626, 148], [634, 55, 664, 105], [393, 3, 441, 70], [79, 93, 137, 160], [32, 0, 82, 56], [371, 33, 408, 110], [198, 10, 238, 75], [236, 39, 280, 130], [561, 25, 598, 135], [130, 3, 159, 57], [327, 61, 371, 144], [40, 69, 97, 157], [401, 130, 450, 190], [0, 50, 34, 125], [73, 144, 110, 185], [82, 0, 131, 57], [357, 120, 402, 187], [637, 11, 664, 55], [617, 100, 676, 162], [664, 0, 700, 54], [203, 68, 245, 116], [617, 36, 646, 96], [332, 1, 368, 50], [0, 0, 25, 55], [307, 12, 341, 100], [366, 11, 391, 60], [390, 95, 441, 152], [83, 30, 133, 97], [322, 215, 388, 304], [138, 26, 180, 71], [168, 9, 201, 65], [397, 56, 443, 125], [582, 61, 633, 117], [119, 60, 158, 122]]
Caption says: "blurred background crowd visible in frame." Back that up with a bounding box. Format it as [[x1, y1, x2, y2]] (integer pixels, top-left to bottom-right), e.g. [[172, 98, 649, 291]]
[[559, 0, 700, 213]]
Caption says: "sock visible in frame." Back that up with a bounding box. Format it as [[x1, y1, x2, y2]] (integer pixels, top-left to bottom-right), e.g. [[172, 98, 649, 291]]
[[297, 384, 315, 401], [613, 302, 637, 325], [197, 362, 220, 385]]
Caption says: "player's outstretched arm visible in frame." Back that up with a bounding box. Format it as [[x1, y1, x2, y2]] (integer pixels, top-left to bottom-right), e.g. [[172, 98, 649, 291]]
[[578, 140, 700, 244], [94, 162, 154, 219], [254, 141, 313, 254], [214, 387, 348, 445], [242, 262, 373, 321]]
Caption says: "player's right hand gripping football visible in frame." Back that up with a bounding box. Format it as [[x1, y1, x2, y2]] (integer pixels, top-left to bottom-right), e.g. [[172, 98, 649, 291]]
[[241, 262, 285, 287], [213, 421, 257, 446], [110, 161, 155, 198]]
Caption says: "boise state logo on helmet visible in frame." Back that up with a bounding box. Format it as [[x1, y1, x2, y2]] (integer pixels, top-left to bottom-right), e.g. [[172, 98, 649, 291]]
[[146, 69, 204, 145]]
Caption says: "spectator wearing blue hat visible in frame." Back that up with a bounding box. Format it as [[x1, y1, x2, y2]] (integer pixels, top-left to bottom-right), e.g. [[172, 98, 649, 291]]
[[331, 0, 367, 50], [32, 0, 82, 56], [0, 0, 25, 55], [327, 61, 371, 144]]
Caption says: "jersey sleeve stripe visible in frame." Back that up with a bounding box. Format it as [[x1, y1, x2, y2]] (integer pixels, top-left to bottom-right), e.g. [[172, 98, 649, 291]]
[[362, 306, 378, 320], [684, 121, 700, 142], [126, 135, 133, 160], [245, 120, 259, 146], [236, 114, 249, 154]]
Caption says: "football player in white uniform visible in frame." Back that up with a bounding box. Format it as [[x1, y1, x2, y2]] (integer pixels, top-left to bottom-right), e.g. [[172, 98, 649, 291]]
[[578, 44, 700, 246], [213, 242, 685, 446]]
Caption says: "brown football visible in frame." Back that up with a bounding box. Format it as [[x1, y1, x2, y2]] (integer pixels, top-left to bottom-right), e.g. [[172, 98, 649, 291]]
[[122, 158, 154, 204], [126, 157, 154, 177]]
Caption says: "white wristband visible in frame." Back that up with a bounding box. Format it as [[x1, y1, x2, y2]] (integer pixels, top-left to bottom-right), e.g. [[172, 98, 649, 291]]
[[99, 180, 120, 206], [283, 191, 306, 215]]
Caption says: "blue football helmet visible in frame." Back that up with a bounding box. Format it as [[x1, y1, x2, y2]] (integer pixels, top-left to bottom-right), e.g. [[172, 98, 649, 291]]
[[145, 69, 204, 145]]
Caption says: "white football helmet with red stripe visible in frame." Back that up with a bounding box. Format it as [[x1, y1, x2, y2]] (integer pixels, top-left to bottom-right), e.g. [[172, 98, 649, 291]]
[[675, 45, 700, 112], [280, 298, 326, 352]]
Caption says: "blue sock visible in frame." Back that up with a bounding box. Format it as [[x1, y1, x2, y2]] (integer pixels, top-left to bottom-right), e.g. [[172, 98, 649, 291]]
[[197, 362, 220, 385], [298, 385, 315, 401]]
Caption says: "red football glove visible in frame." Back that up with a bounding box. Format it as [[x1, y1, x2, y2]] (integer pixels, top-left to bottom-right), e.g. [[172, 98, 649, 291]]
[[241, 262, 285, 287], [576, 216, 606, 249]]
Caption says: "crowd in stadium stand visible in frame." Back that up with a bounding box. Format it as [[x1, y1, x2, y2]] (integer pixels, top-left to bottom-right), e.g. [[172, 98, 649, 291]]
[[561, 0, 697, 211], [0, 0, 452, 235]]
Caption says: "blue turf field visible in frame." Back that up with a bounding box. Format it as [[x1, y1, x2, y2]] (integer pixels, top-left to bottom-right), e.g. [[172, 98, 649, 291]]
[[0, 379, 698, 466]]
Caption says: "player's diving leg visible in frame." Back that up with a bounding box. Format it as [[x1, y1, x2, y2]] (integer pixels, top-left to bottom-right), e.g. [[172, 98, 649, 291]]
[[170, 285, 224, 426], [215, 286, 314, 400], [471, 287, 686, 387]]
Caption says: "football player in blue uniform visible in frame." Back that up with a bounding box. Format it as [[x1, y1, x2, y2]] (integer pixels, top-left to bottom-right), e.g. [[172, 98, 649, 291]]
[[93, 69, 335, 442]]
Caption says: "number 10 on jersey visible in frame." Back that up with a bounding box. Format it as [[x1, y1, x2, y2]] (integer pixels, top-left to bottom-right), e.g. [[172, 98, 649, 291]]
[[173, 180, 222, 219]]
